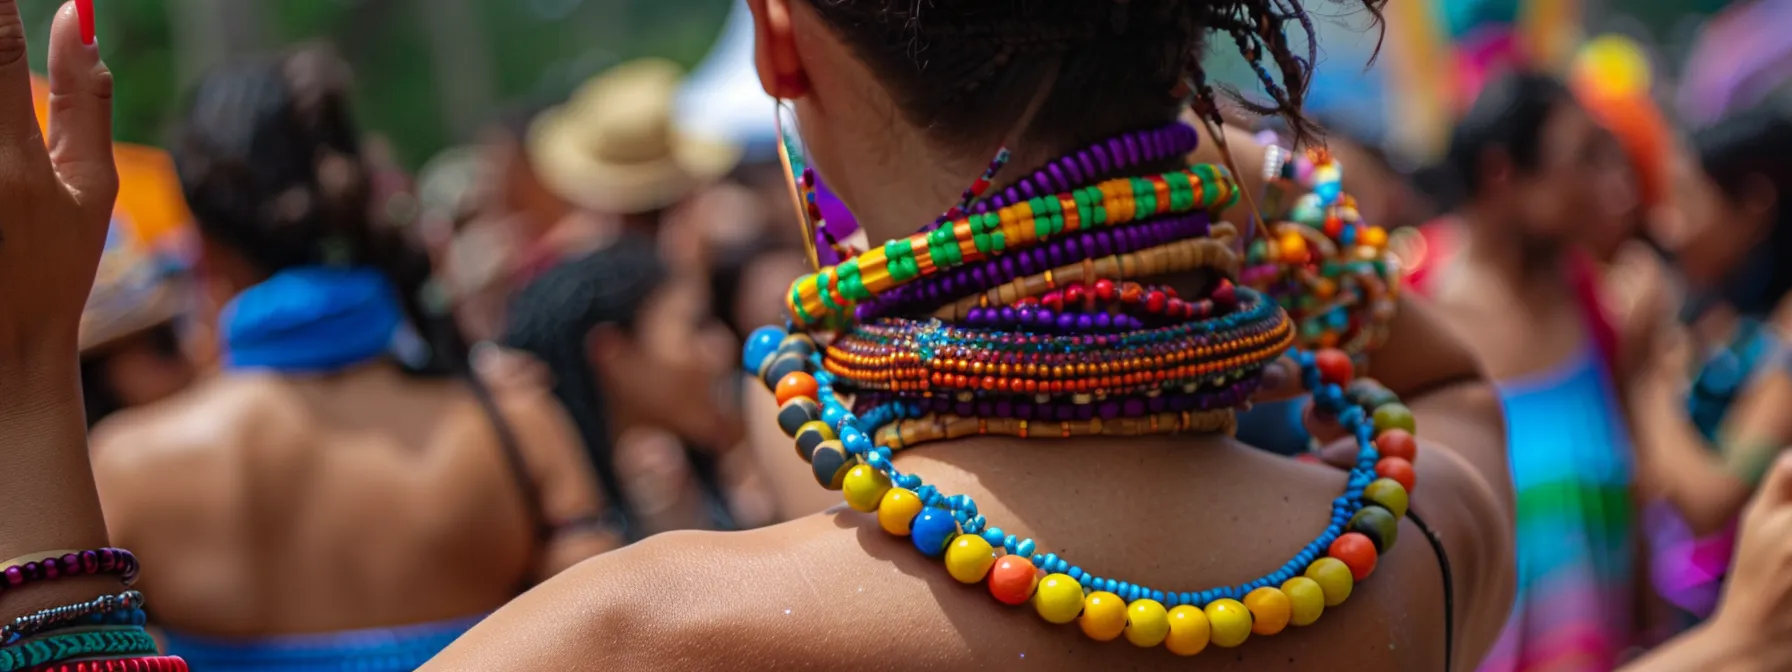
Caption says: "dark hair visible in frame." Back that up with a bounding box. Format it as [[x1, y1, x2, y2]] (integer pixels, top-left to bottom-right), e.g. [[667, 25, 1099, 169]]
[[805, 0, 1381, 154], [175, 45, 457, 373], [500, 234, 668, 539], [1443, 71, 1576, 204], [1693, 99, 1792, 317], [80, 323, 184, 428]]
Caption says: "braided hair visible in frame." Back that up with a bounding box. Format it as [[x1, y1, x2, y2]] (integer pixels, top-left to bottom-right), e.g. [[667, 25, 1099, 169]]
[[500, 235, 669, 540], [806, 0, 1381, 153]]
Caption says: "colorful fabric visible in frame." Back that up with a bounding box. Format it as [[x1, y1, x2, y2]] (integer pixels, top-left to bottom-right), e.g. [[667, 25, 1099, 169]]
[[219, 267, 403, 373], [161, 615, 483, 672], [1479, 347, 1635, 672]]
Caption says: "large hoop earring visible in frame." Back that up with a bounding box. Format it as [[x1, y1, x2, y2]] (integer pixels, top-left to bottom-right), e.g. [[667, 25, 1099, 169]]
[[776, 99, 824, 271]]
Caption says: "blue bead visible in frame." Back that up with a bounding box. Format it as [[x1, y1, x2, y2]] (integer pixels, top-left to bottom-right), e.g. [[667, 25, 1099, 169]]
[[742, 326, 786, 373], [964, 515, 986, 534], [1068, 566, 1084, 579], [1079, 574, 1095, 587], [910, 508, 960, 558], [822, 404, 847, 431], [841, 427, 873, 454], [1152, 590, 1166, 603], [895, 473, 922, 489], [1166, 593, 1180, 607], [1003, 535, 1019, 553], [982, 528, 1005, 545], [1103, 578, 1118, 593], [873, 446, 894, 462], [1016, 538, 1037, 558]]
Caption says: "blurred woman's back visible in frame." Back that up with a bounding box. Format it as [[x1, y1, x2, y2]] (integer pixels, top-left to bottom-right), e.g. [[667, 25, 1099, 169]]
[[88, 46, 610, 670]]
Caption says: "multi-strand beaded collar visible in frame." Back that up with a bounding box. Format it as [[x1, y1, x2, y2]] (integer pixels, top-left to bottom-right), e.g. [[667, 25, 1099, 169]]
[[745, 123, 1421, 656]]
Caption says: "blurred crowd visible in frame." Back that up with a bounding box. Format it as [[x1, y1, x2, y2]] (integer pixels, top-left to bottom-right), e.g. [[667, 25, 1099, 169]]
[[53, 0, 1792, 668]]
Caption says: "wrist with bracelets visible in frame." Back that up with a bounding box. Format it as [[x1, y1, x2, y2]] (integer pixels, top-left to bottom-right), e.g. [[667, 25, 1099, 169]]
[[0, 548, 173, 670]]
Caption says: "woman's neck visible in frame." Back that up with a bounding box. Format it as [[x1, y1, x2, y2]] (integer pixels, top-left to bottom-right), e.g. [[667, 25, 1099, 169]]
[[1458, 207, 1566, 299]]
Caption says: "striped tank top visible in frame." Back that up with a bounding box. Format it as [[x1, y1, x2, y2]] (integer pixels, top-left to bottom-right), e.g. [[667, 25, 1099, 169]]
[[1478, 347, 1635, 672]]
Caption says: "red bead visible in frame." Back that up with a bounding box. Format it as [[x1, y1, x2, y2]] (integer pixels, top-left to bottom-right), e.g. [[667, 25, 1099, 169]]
[[1376, 456, 1417, 492], [988, 555, 1040, 605], [1145, 290, 1167, 313], [1375, 429, 1418, 463], [1328, 532, 1379, 580], [1043, 291, 1064, 311], [1093, 279, 1116, 302], [1212, 279, 1237, 307], [1323, 216, 1344, 238], [1314, 349, 1354, 386], [774, 372, 818, 406], [1064, 285, 1086, 306]]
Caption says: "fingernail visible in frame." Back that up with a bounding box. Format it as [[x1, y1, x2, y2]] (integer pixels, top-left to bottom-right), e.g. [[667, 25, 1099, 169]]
[[76, 0, 95, 46]]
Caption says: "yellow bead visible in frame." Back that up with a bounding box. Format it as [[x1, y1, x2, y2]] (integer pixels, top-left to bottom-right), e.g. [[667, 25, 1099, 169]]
[[1279, 232, 1309, 264], [1165, 605, 1211, 657], [876, 488, 924, 536], [1306, 557, 1355, 607], [944, 535, 999, 584], [1123, 599, 1170, 648], [1363, 225, 1388, 248], [1280, 577, 1326, 627], [1078, 591, 1127, 642], [1204, 599, 1252, 648], [1244, 587, 1292, 636], [841, 465, 890, 513], [1032, 574, 1085, 624]]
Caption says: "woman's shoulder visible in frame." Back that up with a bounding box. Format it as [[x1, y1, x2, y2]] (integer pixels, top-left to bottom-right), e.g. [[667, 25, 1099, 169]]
[[91, 372, 304, 463]]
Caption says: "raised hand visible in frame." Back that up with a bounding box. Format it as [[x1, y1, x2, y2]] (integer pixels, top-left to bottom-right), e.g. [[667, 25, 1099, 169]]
[[0, 0, 116, 367]]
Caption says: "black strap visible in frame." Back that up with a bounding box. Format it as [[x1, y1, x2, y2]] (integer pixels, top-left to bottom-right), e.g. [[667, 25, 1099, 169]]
[[463, 372, 552, 543], [1408, 509, 1454, 672]]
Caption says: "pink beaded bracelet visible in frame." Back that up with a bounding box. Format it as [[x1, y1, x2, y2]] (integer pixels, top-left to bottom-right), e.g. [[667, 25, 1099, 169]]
[[21, 655, 188, 672], [0, 548, 138, 594]]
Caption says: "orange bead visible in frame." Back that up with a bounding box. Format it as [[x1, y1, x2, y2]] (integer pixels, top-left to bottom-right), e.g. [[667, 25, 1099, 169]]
[[1328, 532, 1379, 580], [1376, 456, 1417, 492], [1314, 349, 1353, 386], [988, 555, 1040, 606], [1374, 429, 1418, 463], [774, 372, 819, 406]]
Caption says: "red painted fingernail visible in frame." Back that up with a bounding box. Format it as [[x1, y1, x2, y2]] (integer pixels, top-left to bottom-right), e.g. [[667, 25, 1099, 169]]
[[77, 0, 95, 46]]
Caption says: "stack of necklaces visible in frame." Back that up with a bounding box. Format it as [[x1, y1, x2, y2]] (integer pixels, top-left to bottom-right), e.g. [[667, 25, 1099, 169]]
[[743, 122, 1423, 656]]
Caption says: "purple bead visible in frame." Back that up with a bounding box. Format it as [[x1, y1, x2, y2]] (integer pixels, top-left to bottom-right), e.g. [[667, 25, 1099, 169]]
[[1171, 395, 1193, 411], [1047, 164, 1069, 192], [1017, 403, 1035, 420], [1076, 404, 1096, 420], [4, 566, 20, 587], [1094, 231, 1114, 257], [1099, 402, 1121, 419], [1057, 314, 1077, 331], [1035, 309, 1056, 327], [1077, 153, 1097, 182], [999, 306, 1017, 323], [1055, 406, 1075, 421], [995, 401, 1014, 418], [1092, 145, 1112, 174], [42, 561, 59, 580], [1000, 256, 1016, 278], [1017, 307, 1035, 324], [1123, 398, 1146, 416], [1019, 181, 1037, 199], [1065, 237, 1083, 260], [1094, 313, 1113, 330], [1075, 314, 1095, 331], [1047, 245, 1063, 267], [1062, 158, 1084, 185], [80, 550, 98, 573], [977, 401, 993, 416], [956, 401, 975, 416], [1123, 135, 1141, 165], [1148, 396, 1167, 413]]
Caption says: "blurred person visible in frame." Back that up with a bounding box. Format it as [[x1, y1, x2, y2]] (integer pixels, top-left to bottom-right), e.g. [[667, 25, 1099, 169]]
[[1625, 98, 1792, 633], [1423, 71, 1641, 672], [528, 58, 742, 273], [88, 46, 614, 670], [78, 223, 197, 427], [501, 236, 743, 538]]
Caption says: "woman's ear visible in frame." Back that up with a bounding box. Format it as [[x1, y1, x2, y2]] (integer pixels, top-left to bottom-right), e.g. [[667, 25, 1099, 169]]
[[585, 323, 627, 374], [749, 0, 809, 98]]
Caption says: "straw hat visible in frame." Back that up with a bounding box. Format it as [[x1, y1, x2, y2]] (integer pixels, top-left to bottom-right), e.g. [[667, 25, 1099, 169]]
[[529, 58, 742, 215], [80, 221, 190, 353]]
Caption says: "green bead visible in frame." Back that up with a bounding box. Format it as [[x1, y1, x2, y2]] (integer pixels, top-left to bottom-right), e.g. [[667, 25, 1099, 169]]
[[1077, 204, 1093, 225], [1035, 213, 1054, 239], [991, 231, 1006, 252], [1372, 403, 1417, 434], [973, 233, 993, 254], [1363, 478, 1410, 519], [1093, 206, 1108, 225], [1348, 506, 1399, 552]]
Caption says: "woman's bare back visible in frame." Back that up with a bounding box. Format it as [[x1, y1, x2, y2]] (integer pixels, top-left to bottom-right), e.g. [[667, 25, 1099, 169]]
[[91, 364, 598, 636], [429, 433, 1503, 671]]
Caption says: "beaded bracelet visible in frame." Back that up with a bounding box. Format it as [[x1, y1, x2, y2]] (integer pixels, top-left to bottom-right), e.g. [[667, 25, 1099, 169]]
[[2, 591, 144, 644], [0, 628, 158, 671], [23, 656, 189, 672], [0, 549, 138, 596]]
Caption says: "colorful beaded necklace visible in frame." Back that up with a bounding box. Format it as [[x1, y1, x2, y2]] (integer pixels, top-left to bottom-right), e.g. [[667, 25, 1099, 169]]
[[743, 124, 1422, 656]]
